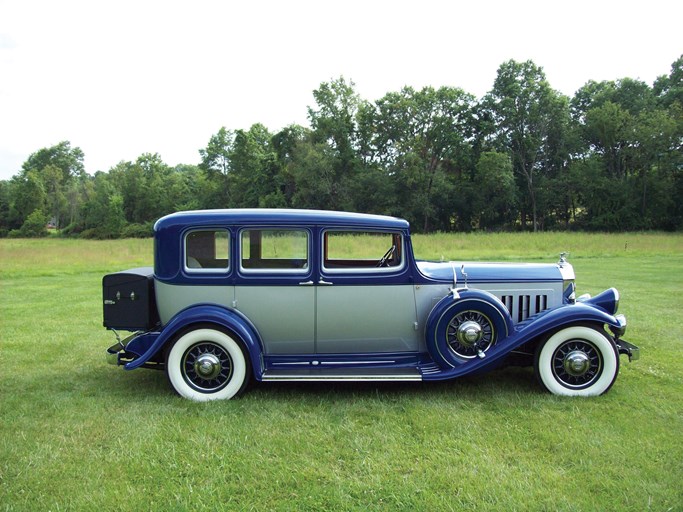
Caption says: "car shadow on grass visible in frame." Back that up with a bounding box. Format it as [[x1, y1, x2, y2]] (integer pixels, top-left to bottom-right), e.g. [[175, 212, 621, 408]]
[[246, 366, 541, 402], [67, 364, 542, 404]]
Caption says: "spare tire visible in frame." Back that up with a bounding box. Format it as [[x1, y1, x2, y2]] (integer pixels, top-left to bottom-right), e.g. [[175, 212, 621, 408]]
[[425, 290, 512, 369]]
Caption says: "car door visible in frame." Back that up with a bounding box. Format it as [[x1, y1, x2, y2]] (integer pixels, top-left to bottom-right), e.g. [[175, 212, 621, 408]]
[[315, 229, 419, 354], [233, 227, 315, 355]]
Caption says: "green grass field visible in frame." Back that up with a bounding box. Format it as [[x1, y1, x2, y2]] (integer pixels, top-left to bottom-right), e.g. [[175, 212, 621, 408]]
[[1, 234, 682, 511]]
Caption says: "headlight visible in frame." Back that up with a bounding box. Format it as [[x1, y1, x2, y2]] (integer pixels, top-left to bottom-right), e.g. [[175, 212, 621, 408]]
[[563, 280, 576, 304]]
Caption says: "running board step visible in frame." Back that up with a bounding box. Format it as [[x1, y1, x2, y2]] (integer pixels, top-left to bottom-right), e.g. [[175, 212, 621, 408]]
[[262, 367, 422, 382]]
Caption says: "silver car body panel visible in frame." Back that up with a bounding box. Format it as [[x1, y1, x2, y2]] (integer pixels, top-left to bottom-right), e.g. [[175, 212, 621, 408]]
[[155, 282, 233, 325], [316, 285, 418, 353], [474, 282, 561, 323], [234, 285, 315, 354], [156, 279, 565, 357]]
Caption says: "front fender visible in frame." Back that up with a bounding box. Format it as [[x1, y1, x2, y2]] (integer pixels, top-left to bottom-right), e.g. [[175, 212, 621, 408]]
[[124, 304, 264, 376], [581, 287, 620, 315], [511, 300, 626, 344], [423, 291, 628, 381]]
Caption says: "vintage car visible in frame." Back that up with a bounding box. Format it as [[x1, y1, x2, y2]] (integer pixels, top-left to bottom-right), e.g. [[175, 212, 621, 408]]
[[103, 209, 638, 401]]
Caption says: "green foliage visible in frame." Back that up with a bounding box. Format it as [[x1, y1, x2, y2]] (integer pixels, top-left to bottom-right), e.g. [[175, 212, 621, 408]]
[[21, 140, 85, 179], [229, 124, 280, 208], [120, 222, 154, 238], [8, 170, 46, 229], [0, 181, 9, 236], [482, 60, 569, 231], [13, 141, 87, 230], [9, 208, 48, 237], [199, 126, 234, 177], [361, 86, 476, 231], [471, 151, 517, 229], [570, 71, 683, 230], [302, 77, 364, 211], [288, 140, 338, 209], [1, 56, 682, 237]]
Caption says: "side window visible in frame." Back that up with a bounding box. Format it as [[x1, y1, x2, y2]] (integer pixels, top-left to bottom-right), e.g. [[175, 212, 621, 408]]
[[240, 229, 309, 272], [185, 230, 230, 271], [323, 231, 403, 272]]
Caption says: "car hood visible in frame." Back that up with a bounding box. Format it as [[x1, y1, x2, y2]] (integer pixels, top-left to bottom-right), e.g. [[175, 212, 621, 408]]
[[416, 260, 573, 284]]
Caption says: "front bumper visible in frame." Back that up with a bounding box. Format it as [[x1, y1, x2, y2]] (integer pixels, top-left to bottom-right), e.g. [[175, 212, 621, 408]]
[[608, 314, 638, 361], [616, 338, 640, 362]]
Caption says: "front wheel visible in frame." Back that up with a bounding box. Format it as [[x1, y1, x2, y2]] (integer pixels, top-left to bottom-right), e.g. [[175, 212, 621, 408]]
[[534, 325, 619, 396], [166, 327, 249, 401]]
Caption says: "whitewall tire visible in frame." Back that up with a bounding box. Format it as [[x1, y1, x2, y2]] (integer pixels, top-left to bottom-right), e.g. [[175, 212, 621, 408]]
[[166, 328, 249, 401], [535, 325, 619, 397]]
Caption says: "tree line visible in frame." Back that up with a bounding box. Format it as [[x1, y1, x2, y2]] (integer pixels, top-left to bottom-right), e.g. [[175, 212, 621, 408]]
[[1, 57, 681, 238]]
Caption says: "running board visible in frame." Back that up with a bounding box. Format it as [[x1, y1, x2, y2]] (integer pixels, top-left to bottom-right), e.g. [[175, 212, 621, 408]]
[[262, 367, 422, 382]]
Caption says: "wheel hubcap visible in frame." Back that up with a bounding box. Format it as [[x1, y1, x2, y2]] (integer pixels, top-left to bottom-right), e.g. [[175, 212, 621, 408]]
[[182, 342, 233, 393], [457, 320, 483, 347], [563, 350, 590, 377], [194, 353, 222, 380], [552, 340, 603, 389], [446, 310, 495, 359]]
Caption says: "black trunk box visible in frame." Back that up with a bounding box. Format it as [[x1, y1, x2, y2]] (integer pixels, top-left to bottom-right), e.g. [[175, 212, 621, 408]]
[[103, 267, 160, 331]]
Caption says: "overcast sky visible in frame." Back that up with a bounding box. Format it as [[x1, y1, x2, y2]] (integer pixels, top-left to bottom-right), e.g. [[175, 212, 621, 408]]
[[0, 0, 680, 180]]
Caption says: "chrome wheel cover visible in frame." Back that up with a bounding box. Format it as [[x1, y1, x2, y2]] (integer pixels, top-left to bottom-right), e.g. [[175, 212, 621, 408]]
[[182, 342, 234, 393], [446, 310, 495, 358], [551, 339, 603, 389]]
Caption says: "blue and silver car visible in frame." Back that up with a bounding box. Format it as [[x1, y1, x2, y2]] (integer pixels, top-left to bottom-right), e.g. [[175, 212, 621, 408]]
[[103, 209, 638, 401]]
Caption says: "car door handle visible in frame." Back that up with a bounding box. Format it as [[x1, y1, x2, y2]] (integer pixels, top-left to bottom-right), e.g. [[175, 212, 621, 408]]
[[299, 280, 314, 286], [318, 279, 333, 285]]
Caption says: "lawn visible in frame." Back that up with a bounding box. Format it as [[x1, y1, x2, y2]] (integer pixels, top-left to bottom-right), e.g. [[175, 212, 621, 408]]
[[1, 233, 682, 511]]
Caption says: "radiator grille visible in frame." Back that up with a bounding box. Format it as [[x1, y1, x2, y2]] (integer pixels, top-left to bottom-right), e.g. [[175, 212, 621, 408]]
[[501, 294, 548, 322]]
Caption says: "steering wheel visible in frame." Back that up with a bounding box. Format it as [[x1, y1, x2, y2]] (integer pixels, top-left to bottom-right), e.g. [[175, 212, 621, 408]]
[[376, 245, 396, 267]]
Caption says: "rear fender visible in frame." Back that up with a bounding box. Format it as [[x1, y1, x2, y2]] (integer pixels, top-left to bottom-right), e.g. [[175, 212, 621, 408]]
[[123, 304, 264, 377]]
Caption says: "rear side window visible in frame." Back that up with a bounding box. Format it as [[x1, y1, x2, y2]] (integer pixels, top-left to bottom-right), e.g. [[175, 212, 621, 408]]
[[240, 229, 309, 272], [323, 231, 403, 271], [185, 230, 230, 271]]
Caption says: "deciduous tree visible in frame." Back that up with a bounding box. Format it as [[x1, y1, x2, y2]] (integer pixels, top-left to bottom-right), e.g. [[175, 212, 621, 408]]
[[482, 60, 567, 231]]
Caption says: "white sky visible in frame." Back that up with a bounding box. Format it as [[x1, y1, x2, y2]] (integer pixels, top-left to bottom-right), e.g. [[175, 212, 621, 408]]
[[0, 0, 681, 180]]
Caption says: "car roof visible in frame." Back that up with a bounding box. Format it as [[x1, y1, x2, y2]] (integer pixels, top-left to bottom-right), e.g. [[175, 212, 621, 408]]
[[154, 209, 410, 232]]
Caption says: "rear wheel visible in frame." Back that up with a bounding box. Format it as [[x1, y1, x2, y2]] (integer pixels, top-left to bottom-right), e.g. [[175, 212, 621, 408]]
[[534, 325, 619, 396], [166, 327, 249, 401]]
